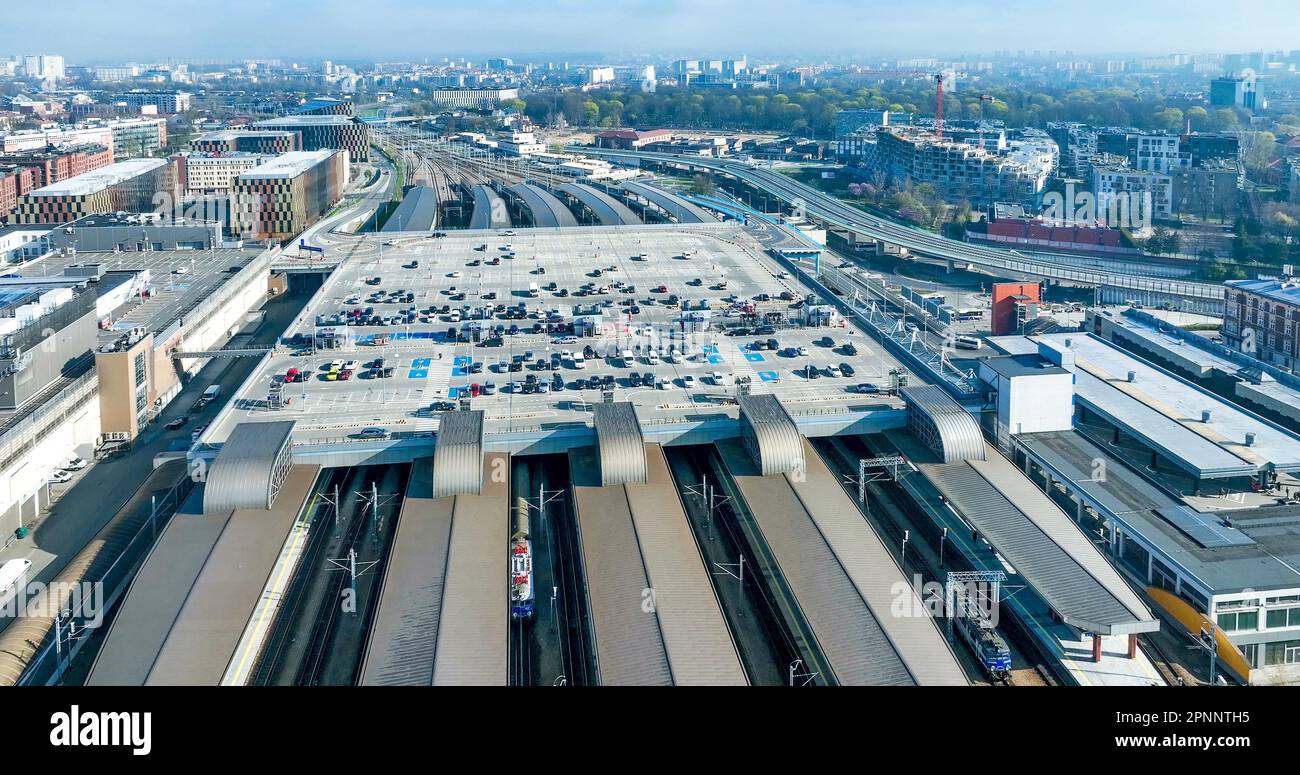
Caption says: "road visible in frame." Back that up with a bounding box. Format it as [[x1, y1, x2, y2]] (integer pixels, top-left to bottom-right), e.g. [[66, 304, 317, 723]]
[[576, 147, 1225, 307]]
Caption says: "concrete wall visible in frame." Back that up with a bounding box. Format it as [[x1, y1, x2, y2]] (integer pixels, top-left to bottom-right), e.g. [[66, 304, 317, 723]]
[[0, 308, 97, 410], [0, 391, 99, 537]]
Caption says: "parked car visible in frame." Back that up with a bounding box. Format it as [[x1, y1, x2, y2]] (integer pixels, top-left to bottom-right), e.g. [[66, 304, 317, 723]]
[[358, 427, 388, 439], [165, 416, 188, 430], [48, 469, 73, 484]]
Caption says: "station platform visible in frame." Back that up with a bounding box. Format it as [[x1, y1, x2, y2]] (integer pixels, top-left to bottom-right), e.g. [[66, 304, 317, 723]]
[[359, 453, 509, 685], [568, 442, 747, 685], [87, 465, 322, 686], [716, 437, 967, 686]]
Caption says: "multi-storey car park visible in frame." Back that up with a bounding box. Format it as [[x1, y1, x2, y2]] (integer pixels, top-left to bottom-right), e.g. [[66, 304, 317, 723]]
[[54, 195, 1227, 689], [19, 129, 1300, 687]]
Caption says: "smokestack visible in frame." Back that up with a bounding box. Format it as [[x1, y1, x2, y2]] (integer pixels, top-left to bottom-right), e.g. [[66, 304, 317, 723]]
[[1245, 432, 1257, 447], [1127, 370, 1136, 383], [1202, 410, 1212, 423]]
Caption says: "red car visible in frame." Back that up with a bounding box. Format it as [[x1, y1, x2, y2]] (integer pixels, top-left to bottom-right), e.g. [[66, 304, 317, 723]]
[[339, 369, 353, 381], [469, 383, 481, 397]]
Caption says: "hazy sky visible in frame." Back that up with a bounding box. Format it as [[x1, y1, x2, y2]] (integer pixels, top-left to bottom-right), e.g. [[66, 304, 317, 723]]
[[6, 0, 1299, 63]]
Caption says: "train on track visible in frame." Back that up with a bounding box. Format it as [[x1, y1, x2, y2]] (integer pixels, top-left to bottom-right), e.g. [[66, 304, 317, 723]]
[[510, 532, 534, 619], [953, 588, 1012, 681]]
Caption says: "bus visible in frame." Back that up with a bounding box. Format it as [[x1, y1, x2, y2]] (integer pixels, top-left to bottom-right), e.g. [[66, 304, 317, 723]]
[[954, 335, 982, 350], [956, 308, 984, 321]]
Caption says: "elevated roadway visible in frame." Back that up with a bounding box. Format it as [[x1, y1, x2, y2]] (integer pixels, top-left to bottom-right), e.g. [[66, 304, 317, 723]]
[[580, 148, 1224, 313]]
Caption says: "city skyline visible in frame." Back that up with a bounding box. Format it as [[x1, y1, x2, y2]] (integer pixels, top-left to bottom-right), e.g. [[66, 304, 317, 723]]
[[7, 0, 1300, 63]]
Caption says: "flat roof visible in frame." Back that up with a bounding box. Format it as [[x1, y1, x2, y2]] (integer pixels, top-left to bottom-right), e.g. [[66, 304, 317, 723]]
[[981, 353, 1070, 379], [1003, 332, 1300, 478], [206, 226, 910, 448], [252, 115, 357, 127], [26, 158, 167, 197], [907, 434, 1158, 634], [237, 150, 335, 180], [1019, 431, 1300, 595], [1227, 278, 1300, 307]]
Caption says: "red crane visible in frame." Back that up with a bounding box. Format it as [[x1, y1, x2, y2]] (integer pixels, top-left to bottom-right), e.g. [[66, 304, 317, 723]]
[[933, 73, 945, 139]]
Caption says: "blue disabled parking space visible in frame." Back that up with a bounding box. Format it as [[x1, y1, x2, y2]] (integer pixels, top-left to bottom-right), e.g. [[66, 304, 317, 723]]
[[408, 369, 429, 379], [447, 386, 463, 398], [757, 371, 779, 382], [744, 352, 766, 362], [451, 355, 471, 377], [703, 344, 719, 354], [411, 357, 432, 368]]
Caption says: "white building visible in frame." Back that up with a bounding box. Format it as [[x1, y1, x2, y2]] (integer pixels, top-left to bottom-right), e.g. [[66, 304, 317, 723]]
[[1092, 165, 1172, 220], [1132, 134, 1191, 173], [586, 66, 615, 85], [184, 152, 269, 195]]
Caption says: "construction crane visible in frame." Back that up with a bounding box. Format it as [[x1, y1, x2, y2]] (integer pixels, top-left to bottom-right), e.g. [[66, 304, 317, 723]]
[[933, 73, 946, 139]]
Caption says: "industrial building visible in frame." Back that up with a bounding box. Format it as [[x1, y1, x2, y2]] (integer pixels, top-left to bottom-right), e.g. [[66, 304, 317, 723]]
[[988, 330, 1300, 684]]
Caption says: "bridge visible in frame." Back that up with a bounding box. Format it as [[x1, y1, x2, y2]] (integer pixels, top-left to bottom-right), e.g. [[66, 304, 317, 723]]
[[578, 148, 1226, 314]]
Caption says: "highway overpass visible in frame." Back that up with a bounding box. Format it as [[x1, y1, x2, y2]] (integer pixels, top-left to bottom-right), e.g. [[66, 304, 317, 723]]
[[578, 147, 1225, 315]]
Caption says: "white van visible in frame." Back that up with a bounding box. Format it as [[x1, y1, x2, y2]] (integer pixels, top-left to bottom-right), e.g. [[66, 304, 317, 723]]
[[528, 282, 539, 298], [571, 354, 586, 369], [646, 351, 661, 366], [619, 349, 635, 367]]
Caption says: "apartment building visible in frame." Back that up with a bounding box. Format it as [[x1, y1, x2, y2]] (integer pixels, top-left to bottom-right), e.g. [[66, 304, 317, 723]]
[[1223, 278, 1300, 372]]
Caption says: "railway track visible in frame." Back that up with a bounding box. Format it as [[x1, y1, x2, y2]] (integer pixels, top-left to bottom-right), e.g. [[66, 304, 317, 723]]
[[820, 435, 1061, 686]]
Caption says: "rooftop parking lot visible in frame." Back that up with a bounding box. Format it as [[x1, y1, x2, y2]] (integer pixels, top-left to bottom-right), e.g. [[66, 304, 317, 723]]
[[209, 226, 913, 444], [29, 246, 264, 343]]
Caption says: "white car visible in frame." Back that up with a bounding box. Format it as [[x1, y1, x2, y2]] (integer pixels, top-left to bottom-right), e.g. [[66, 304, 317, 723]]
[[826, 364, 843, 378], [343, 360, 360, 371], [63, 456, 89, 471], [448, 271, 462, 278], [172, 266, 189, 275], [681, 374, 697, 389], [48, 469, 73, 484], [797, 346, 809, 357]]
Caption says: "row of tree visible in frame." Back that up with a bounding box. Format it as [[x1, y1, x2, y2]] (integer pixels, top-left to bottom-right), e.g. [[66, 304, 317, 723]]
[[513, 79, 1266, 139]]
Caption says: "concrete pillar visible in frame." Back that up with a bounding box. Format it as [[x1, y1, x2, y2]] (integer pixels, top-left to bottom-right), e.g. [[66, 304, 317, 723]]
[[1076, 498, 1085, 524], [1112, 426, 1121, 445], [1092, 634, 1103, 663], [1127, 634, 1138, 660], [1151, 450, 1159, 471], [946, 258, 955, 274]]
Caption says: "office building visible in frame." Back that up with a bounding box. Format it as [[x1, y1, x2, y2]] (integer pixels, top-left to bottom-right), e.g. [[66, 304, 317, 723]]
[[115, 91, 192, 114], [249, 116, 369, 161], [13, 158, 178, 225], [872, 126, 1055, 207], [191, 130, 302, 155], [180, 152, 269, 195], [424, 88, 520, 110], [230, 149, 347, 240]]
